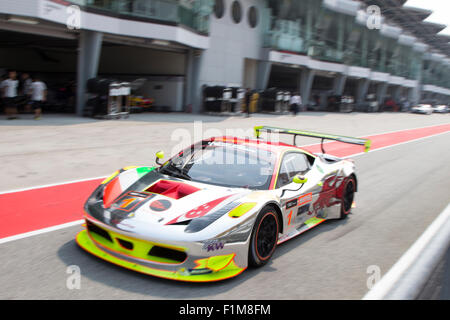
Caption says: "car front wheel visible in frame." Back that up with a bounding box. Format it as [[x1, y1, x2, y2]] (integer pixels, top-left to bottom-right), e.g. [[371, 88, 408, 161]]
[[248, 206, 279, 267]]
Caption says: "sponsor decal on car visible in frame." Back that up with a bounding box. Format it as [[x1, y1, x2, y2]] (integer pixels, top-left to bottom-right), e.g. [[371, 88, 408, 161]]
[[150, 199, 172, 212], [111, 192, 155, 212], [298, 193, 312, 206], [129, 191, 153, 198], [166, 195, 234, 225], [286, 198, 298, 209], [202, 240, 225, 252]]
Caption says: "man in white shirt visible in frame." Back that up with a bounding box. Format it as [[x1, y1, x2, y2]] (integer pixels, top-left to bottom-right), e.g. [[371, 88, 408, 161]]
[[31, 76, 47, 120], [289, 92, 302, 116], [0, 70, 19, 119]]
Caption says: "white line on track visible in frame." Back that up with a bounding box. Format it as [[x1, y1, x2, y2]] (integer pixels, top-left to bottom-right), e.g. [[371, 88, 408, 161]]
[[0, 220, 85, 245], [345, 130, 450, 159], [0, 176, 107, 195], [0, 125, 448, 245]]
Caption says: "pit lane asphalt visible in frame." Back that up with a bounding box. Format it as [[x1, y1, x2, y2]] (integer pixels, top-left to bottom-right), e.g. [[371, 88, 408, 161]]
[[0, 113, 449, 299]]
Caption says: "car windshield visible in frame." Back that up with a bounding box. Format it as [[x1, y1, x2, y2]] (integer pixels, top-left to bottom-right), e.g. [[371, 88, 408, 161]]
[[159, 140, 276, 190]]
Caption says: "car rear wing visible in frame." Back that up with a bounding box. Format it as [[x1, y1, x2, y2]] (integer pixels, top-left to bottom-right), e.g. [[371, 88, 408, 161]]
[[254, 126, 371, 154]]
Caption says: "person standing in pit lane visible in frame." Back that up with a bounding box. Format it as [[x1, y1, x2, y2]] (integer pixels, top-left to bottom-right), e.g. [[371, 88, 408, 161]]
[[289, 92, 302, 116], [0, 70, 19, 120], [30, 75, 47, 120]]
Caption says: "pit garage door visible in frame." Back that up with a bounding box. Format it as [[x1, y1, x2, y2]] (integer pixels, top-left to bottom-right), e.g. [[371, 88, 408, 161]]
[[310, 72, 335, 109], [267, 64, 300, 92], [97, 40, 187, 112], [0, 29, 78, 113], [0, 28, 189, 114]]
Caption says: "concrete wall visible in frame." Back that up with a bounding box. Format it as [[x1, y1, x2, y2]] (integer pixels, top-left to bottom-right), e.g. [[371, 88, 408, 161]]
[[0, 0, 40, 18], [139, 77, 185, 112], [198, 0, 267, 87]]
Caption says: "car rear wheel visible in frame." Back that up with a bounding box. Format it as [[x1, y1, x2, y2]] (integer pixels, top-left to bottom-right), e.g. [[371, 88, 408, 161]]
[[248, 206, 279, 267], [340, 177, 356, 219]]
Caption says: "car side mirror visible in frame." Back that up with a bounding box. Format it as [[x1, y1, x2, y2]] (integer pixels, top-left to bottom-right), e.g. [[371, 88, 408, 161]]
[[156, 151, 165, 165], [293, 175, 308, 184], [280, 175, 308, 197]]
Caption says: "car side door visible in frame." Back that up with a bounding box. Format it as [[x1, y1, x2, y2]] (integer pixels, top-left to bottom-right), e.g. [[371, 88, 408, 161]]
[[276, 152, 314, 230]]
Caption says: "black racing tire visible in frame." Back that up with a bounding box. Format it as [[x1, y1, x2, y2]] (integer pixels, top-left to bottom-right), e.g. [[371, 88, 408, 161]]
[[248, 206, 279, 267], [340, 176, 356, 219]]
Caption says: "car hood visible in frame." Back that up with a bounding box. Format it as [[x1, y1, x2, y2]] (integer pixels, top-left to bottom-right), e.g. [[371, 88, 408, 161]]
[[85, 167, 254, 240]]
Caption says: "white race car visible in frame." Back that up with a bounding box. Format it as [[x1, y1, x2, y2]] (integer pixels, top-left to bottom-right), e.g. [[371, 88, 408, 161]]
[[76, 126, 371, 282], [411, 104, 433, 115], [433, 105, 449, 114]]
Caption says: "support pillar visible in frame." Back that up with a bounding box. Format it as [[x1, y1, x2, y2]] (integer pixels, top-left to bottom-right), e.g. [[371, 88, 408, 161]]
[[356, 78, 370, 104], [406, 87, 413, 103], [333, 74, 347, 95], [189, 50, 204, 114], [255, 61, 272, 91], [393, 86, 402, 102], [376, 82, 388, 107], [184, 49, 194, 112], [76, 30, 103, 116], [409, 85, 421, 106], [299, 68, 315, 107]]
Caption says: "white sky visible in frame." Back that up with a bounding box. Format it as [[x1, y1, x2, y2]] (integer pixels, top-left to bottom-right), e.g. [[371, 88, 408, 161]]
[[405, 0, 450, 36]]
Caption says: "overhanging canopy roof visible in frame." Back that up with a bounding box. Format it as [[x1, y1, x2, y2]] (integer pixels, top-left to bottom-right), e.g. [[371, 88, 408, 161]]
[[358, 0, 450, 56]]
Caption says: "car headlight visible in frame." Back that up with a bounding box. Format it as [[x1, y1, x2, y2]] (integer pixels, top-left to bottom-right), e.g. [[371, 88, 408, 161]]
[[228, 203, 257, 218], [84, 184, 105, 218]]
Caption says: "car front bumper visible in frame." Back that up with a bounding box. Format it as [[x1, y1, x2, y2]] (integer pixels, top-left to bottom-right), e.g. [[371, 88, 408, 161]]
[[76, 222, 247, 282]]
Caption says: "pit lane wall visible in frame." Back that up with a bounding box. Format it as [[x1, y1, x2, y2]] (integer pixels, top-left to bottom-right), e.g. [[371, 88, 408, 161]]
[[363, 204, 450, 300]]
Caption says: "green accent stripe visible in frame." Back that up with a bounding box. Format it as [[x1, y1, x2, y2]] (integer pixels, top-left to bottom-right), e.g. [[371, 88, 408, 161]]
[[136, 166, 156, 178], [304, 217, 325, 228]]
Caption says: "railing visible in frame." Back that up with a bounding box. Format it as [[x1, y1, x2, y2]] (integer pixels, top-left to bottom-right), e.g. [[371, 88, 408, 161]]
[[264, 33, 306, 54], [422, 72, 450, 89], [264, 19, 346, 63], [264, 19, 306, 54], [67, 0, 213, 33]]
